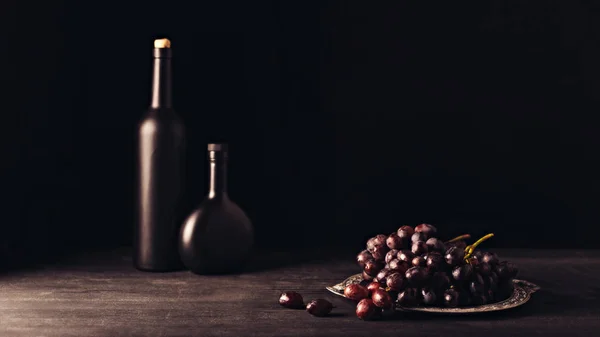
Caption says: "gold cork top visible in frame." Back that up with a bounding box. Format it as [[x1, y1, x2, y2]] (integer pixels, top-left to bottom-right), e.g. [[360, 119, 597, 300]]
[[154, 38, 171, 49]]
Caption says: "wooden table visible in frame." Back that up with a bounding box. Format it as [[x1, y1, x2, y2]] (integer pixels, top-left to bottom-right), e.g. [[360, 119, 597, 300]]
[[1, 248, 599, 336]]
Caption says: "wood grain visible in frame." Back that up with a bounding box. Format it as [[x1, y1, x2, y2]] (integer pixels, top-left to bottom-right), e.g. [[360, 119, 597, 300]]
[[1, 249, 599, 337]]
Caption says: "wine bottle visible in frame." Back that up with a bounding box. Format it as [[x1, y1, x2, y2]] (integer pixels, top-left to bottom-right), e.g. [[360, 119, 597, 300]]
[[134, 38, 185, 272], [179, 144, 254, 274]]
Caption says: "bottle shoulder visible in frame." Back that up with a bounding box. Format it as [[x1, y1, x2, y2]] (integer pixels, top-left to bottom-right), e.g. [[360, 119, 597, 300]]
[[138, 111, 184, 135], [188, 197, 251, 225]]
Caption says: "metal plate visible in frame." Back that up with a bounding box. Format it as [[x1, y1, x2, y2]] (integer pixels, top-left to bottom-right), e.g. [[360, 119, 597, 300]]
[[326, 273, 540, 314]]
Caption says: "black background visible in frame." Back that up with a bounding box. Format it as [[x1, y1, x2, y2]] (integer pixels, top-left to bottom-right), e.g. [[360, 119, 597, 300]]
[[2, 1, 599, 266]]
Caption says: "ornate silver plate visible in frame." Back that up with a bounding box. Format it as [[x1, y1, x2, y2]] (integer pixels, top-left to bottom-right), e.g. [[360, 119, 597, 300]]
[[326, 273, 540, 314]]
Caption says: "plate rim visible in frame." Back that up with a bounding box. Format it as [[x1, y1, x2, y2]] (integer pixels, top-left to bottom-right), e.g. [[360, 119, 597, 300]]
[[326, 273, 540, 314]]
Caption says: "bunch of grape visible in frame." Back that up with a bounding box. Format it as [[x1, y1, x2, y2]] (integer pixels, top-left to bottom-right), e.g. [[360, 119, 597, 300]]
[[350, 224, 518, 319]]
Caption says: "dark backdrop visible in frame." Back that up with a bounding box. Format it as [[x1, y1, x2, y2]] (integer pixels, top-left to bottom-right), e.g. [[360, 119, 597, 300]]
[[2, 1, 599, 265]]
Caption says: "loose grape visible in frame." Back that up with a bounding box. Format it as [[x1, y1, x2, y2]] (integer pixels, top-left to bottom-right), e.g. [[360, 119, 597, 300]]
[[306, 299, 333, 317], [279, 291, 304, 309]]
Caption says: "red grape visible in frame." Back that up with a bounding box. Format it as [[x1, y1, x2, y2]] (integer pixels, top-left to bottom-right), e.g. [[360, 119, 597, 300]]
[[279, 291, 304, 309], [356, 299, 379, 320], [344, 284, 369, 301], [386, 234, 403, 250], [397, 226, 414, 242], [385, 249, 399, 264], [411, 241, 428, 256], [367, 281, 382, 294], [482, 252, 499, 266], [411, 256, 426, 267], [415, 223, 437, 238], [374, 268, 390, 284], [371, 288, 393, 310], [306, 299, 333, 317], [364, 259, 384, 276], [444, 246, 465, 266], [397, 250, 414, 264], [388, 259, 408, 273], [371, 244, 389, 261], [397, 288, 419, 307], [425, 237, 445, 252], [356, 250, 373, 268], [405, 266, 428, 286], [386, 272, 404, 291]]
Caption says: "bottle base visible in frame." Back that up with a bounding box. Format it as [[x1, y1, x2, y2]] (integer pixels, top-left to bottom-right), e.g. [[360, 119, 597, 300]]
[[187, 263, 248, 275], [134, 262, 186, 273]]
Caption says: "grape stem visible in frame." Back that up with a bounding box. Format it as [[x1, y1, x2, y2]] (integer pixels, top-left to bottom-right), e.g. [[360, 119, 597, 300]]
[[445, 234, 471, 244], [464, 233, 494, 259]]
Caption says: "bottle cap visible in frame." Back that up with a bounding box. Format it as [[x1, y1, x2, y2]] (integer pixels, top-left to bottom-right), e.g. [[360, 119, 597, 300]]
[[208, 143, 228, 152]]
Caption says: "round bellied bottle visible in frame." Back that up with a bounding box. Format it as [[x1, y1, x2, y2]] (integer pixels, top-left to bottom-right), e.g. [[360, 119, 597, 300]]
[[179, 144, 254, 274]]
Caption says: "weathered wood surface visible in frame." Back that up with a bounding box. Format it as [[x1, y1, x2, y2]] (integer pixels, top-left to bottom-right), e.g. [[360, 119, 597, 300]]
[[1, 249, 599, 337]]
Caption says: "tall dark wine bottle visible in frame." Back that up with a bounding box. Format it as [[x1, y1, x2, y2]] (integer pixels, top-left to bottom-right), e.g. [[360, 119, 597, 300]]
[[179, 144, 254, 274], [135, 38, 185, 272]]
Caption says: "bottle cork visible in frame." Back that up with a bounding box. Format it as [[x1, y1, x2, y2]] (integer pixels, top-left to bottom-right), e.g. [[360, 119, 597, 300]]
[[154, 38, 171, 49]]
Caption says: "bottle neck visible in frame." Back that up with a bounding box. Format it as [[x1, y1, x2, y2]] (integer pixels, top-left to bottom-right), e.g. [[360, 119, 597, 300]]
[[208, 152, 228, 199], [150, 48, 172, 109]]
